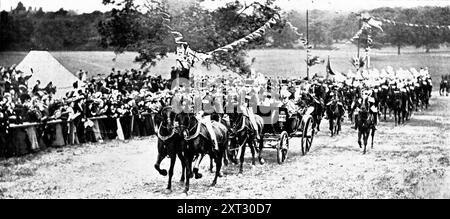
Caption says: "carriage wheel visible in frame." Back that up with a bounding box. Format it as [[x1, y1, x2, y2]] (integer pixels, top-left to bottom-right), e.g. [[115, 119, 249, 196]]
[[301, 116, 315, 156], [277, 131, 289, 165]]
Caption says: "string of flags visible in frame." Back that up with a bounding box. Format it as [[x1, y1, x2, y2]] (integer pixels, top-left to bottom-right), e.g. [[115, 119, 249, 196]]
[[350, 12, 384, 43], [350, 12, 450, 44], [375, 17, 450, 30], [150, 0, 284, 67], [149, 0, 331, 69], [211, 14, 282, 54]]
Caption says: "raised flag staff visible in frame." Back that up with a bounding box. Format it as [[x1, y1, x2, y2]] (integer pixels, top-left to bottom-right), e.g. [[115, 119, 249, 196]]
[[306, 8, 310, 80]]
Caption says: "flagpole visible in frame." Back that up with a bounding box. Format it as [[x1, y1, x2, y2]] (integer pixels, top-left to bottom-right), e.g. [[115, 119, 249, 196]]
[[306, 8, 310, 80], [357, 16, 361, 58], [366, 31, 370, 69]]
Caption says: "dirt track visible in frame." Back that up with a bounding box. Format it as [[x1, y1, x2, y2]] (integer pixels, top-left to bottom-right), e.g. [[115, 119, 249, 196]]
[[1, 93, 449, 199]]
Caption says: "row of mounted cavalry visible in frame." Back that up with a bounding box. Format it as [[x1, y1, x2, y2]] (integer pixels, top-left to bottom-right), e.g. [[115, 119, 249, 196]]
[[153, 76, 433, 194]]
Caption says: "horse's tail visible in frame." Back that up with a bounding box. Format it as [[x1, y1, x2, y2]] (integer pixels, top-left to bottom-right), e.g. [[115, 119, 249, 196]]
[[255, 115, 264, 135]]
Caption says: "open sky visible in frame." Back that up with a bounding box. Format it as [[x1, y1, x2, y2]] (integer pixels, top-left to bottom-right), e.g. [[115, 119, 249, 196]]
[[1, 0, 449, 13]]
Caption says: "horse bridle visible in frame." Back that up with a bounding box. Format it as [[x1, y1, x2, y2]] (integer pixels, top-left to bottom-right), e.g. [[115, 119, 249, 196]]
[[157, 123, 176, 142], [156, 108, 178, 142], [183, 115, 201, 141]]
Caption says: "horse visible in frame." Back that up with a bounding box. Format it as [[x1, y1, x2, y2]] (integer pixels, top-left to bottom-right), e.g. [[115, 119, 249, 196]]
[[309, 84, 326, 131], [326, 99, 344, 137], [391, 90, 404, 126], [356, 97, 376, 154], [401, 89, 413, 122], [177, 113, 228, 194], [417, 78, 432, 109], [227, 110, 265, 174], [153, 106, 187, 193]]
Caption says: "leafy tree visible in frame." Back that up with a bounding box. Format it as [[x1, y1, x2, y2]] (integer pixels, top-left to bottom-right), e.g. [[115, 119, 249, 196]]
[[372, 8, 415, 55], [99, 0, 283, 74], [12, 2, 27, 14]]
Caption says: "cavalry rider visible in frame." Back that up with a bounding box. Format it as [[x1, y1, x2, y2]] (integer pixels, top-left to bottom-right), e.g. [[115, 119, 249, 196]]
[[239, 88, 260, 140], [195, 87, 219, 152], [325, 84, 344, 109], [351, 87, 378, 130], [309, 80, 325, 117]]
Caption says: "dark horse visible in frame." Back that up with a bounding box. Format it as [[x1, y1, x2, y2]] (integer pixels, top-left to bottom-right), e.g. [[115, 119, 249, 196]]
[[384, 85, 403, 125], [227, 111, 265, 174], [357, 97, 376, 154], [153, 107, 186, 193], [177, 113, 228, 194], [392, 90, 404, 126], [309, 84, 326, 131], [326, 96, 345, 137]]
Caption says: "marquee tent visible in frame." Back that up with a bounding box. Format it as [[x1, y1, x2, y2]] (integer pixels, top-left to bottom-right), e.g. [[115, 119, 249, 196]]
[[16, 51, 81, 98]]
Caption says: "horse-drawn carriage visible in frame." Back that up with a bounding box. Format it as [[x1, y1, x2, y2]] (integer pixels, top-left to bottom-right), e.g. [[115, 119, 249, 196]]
[[255, 105, 316, 164]]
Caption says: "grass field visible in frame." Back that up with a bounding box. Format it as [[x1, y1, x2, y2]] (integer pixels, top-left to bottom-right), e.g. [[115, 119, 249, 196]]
[[1, 46, 449, 89]]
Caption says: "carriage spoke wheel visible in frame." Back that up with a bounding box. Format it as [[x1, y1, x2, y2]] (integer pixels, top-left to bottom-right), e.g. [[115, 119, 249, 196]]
[[301, 116, 315, 156], [277, 131, 289, 165]]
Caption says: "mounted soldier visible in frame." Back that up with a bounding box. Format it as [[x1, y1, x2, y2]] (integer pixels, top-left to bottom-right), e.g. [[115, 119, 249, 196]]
[[352, 88, 378, 130]]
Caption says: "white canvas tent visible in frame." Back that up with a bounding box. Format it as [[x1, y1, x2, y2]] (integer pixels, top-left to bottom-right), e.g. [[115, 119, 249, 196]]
[[16, 51, 81, 98]]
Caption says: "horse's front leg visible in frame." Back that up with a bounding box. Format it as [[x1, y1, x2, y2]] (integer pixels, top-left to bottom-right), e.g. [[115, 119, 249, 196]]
[[238, 142, 246, 174], [371, 128, 376, 149], [178, 152, 186, 183], [316, 116, 322, 132], [363, 132, 369, 154], [166, 154, 176, 193], [249, 140, 256, 166], [358, 131, 362, 149], [154, 142, 168, 176], [394, 110, 398, 126], [209, 154, 214, 173], [183, 156, 193, 195]]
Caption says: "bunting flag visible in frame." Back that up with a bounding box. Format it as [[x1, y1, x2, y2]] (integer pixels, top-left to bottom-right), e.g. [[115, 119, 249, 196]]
[[351, 13, 383, 43], [376, 16, 450, 30], [285, 21, 303, 38], [209, 14, 282, 55], [326, 56, 335, 76], [149, 0, 291, 69], [361, 12, 383, 32], [350, 28, 365, 42]]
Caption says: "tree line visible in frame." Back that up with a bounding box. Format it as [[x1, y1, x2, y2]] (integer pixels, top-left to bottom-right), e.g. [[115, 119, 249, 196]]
[[1, 1, 450, 56], [0, 2, 105, 51]]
